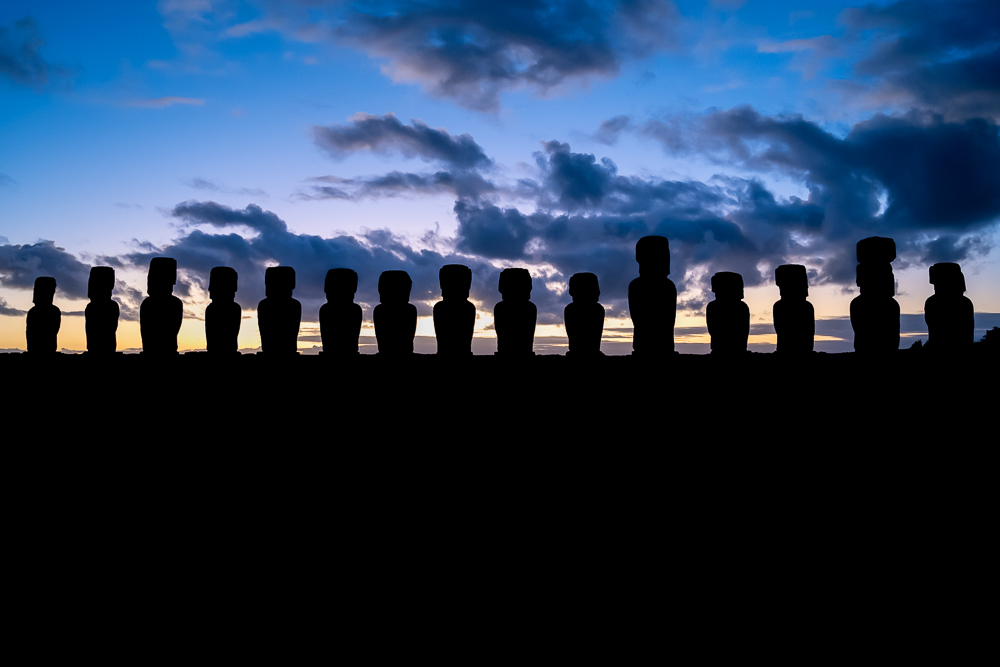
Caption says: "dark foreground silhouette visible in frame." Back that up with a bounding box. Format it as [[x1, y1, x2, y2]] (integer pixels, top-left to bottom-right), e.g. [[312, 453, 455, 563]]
[[258, 266, 301, 355], [707, 272, 749, 355], [925, 262, 974, 352], [629, 235, 676, 357], [494, 268, 536, 357], [433, 264, 476, 356], [565, 273, 605, 357], [321, 268, 363, 355], [374, 270, 416, 355], [140, 257, 183, 355], [85, 266, 119, 354], [206, 267, 241, 355], [774, 264, 814, 354], [26, 277, 60, 354], [852, 237, 900, 354]]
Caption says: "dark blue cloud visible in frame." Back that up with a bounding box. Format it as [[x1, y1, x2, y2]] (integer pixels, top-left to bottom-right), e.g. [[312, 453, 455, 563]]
[[0, 17, 70, 90]]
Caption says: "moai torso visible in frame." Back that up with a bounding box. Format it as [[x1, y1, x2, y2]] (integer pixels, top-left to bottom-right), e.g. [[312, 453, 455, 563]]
[[206, 301, 242, 353], [374, 270, 416, 355], [707, 300, 750, 354], [852, 237, 899, 354], [773, 299, 815, 353], [925, 263, 975, 351], [433, 300, 476, 355], [628, 276, 677, 355], [26, 305, 61, 353], [85, 299, 120, 353], [320, 302, 363, 354], [258, 298, 302, 354], [494, 300, 536, 356], [140, 295, 184, 353], [565, 272, 605, 356]]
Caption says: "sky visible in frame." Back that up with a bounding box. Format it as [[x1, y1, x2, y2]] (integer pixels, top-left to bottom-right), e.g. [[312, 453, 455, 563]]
[[1, 0, 998, 353]]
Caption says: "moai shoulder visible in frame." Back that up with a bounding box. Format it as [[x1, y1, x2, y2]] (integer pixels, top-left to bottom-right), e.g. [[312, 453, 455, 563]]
[[565, 272, 605, 357], [258, 266, 301, 355], [374, 270, 416, 355], [321, 268, 363, 355], [925, 262, 975, 351], [708, 271, 749, 355], [629, 235, 676, 356], [140, 257, 183, 354], [433, 264, 476, 356], [85, 266, 119, 354], [494, 268, 536, 357], [26, 277, 61, 354], [206, 266, 241, 355], [773, 264, 814, 354]]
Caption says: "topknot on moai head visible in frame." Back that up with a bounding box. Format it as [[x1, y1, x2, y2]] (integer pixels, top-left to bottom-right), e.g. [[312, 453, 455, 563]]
[[569, 272, 600, 302], [636, 235, 670, 274], [439, 264, 472, 299], [929, 262, 966, 293], [32, 277, 57, 305], [209, 266, 238, 299], [856, 262, 895, 297], [88, 266, 115, 300], [325, 268, 358, 299], [265, 266, 296, 298], [711, 271, 744, 299], [147, 257, 177, 294], [856, 237, 896, 264], [775, 264, 808, 298], [378, 270, 412, 304], [498, 268, 532, 300]]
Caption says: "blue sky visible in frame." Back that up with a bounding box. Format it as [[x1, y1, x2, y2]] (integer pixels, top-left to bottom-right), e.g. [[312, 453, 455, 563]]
[[2, 0, 998, 352]]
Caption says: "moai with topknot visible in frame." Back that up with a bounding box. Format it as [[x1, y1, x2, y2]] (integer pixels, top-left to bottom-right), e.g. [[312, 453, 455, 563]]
[[206, 266, 241, 354], [374, 270, 417, 355], [629, 235, 677, 356], [26, 277, 61, 354], [320, 268, 363, 355], [773, 264, 815, 354], [565, 272, 605, 357], [707, 271, 750, 355], [140, 257, 184, 354], [850, 237, 899, 354], [258, 266, 301, 355], [85, 266, 119, 353], [494, 268, 536, 357], [433, 264, 476, 356], [925, 262, 974, 352]]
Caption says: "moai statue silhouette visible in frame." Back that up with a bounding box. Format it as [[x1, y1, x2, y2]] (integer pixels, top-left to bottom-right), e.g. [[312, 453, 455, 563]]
[[773, 264, 815, 353], [85, 266, 119, 353], [374, 270, 417, 355], [494, 268, 536, 356], [320, 268, 363, 355], [629, 235, 677, 356], [433, 264, 476, 356], [140, 257, 183, 354], [850, 237, 899, 354], [206, 266, 241, 354], [565, 272, 605, 357], [258, 266, 301, 355], [707, 271, 750, 355], [925, 262, 974, 352], [26, 277, 61, 354]]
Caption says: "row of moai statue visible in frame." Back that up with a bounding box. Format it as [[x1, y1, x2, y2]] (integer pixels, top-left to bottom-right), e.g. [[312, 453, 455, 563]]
[[23, 235, 975, 356]]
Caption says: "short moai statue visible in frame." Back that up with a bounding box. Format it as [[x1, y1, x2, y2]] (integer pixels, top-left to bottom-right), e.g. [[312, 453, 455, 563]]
[[494, 268, 537, 357], [26, 277, 61, 354], [628, 235, 677, 356], [258, 266, 301, 355], [850, 237, 899, 354], [707, 271, 750, 355], [140, 257, 184, 354], [433, 264, 476, 356], [565, 272, 605, 357], [373, 270, 417, 355], [925, 262, 974, 352], [85, 266, 119, 353], [320, 268, 362, 355], [773, 264, 815, 354], [206, 266, 241, 354]]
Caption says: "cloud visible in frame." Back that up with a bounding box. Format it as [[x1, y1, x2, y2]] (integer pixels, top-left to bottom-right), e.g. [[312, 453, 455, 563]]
[[185, 177, 267, 197], [312, 113, 493, 169], [593, 115, 631, 145], [0, 16, 71, 90], [0, 297, 27, 317], [125, 96, 206, 108], [300, 170, 496, 201], [838, 0, 1000, 120]]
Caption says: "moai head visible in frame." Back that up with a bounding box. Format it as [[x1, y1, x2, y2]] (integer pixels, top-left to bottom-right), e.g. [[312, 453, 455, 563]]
[[930, 262, 966, 295], [265, 266, 295, 299], [147, 257, 177, 296], [569, 272, 600, 303], [439, 264, 472, 300], [325, 268, 358, 302], [209, 266, 238, 301], [711, 272, 744, 300], [498, 268, 532, 301], [775, 264, 808, 300], [856, 237, 896, 264], [33, 277, 57, 305], [378, 270, 412, 304], [636, 236, 670, 276], [856, 263, 895, 297], [88, 266, 115, 300]]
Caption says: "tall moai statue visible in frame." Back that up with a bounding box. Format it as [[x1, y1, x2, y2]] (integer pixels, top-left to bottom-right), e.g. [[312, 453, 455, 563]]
[[140, 257, 183, 354], [494, 268, 536, 357], [374, 270, 417, 355], [707, 271, 750, 355], [258, 266, 301, 355], [206, 266, 241, 354], [565, 272, 605, 357], [26, 277, 61, 354], [433, 264, 476, 356], [629, 235, 677, 356], [850, 237, 899, 354], [320, 268, 362, 355], [85, 266, 119, 353], [925, 262, 974, 352], [773, 264, 815, 353]]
